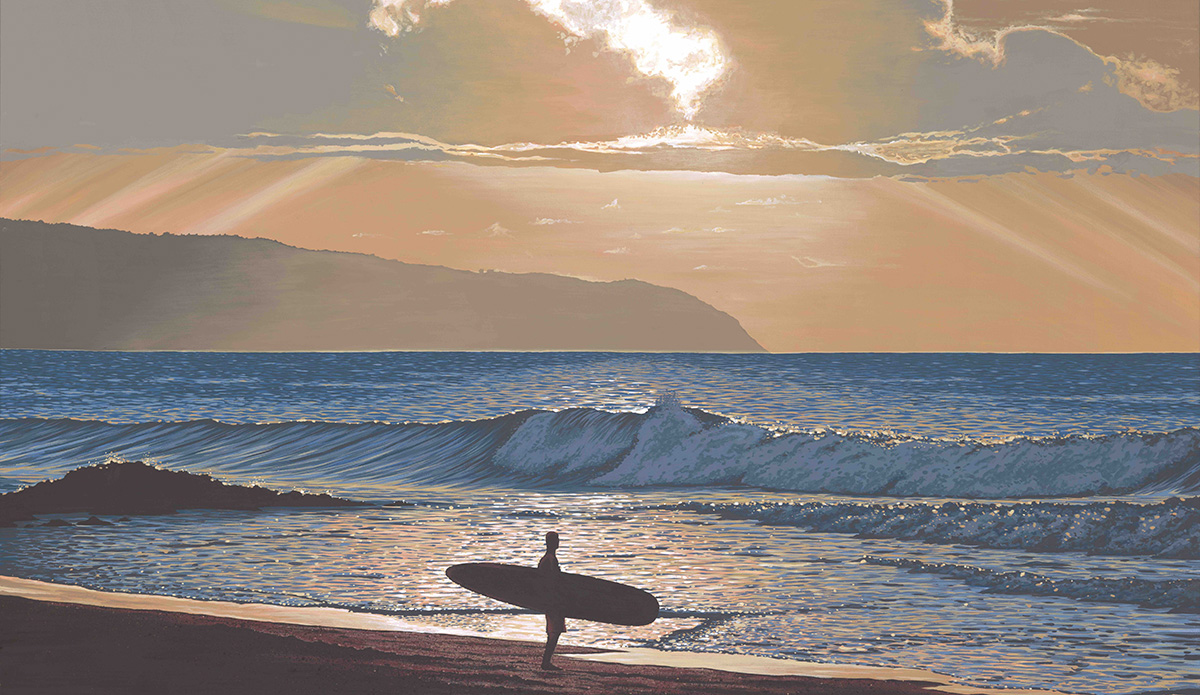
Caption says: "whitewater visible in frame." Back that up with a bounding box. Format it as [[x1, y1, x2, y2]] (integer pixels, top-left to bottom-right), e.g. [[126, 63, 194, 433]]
[[1, 350, 1198, 694], [2, 406, 1198, 498]]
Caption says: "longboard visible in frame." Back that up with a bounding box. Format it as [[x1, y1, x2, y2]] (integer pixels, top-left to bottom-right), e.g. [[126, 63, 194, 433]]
[[445, 562, 659, 626]]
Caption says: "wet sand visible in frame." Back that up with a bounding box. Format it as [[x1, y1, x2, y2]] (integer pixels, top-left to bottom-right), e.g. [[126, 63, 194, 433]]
[[0, 576, 1063, 695], [1, 596, 943, 695]]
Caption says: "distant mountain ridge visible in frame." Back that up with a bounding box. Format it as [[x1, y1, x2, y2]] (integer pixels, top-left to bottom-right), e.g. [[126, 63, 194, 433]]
[[0, 219, 764, 352]]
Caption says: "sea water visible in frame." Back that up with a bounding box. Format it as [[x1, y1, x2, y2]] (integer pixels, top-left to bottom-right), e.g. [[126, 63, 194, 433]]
[[1, 351, 1198, 694]]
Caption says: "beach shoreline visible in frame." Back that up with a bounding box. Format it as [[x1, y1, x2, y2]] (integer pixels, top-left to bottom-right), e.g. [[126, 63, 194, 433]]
[[0, 576, 1066, 695]]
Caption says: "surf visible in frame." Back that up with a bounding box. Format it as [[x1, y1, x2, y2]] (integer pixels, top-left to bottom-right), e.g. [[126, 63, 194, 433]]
[[1, 399, 1197, 498]]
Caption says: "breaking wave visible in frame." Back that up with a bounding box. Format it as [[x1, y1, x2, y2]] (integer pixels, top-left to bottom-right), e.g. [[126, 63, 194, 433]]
[[1, 399, 1197, 498], [664, 497, 1200, 559]]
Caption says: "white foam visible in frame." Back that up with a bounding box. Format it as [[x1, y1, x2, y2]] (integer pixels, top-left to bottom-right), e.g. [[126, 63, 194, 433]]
[[496, 401, 1200, 497]]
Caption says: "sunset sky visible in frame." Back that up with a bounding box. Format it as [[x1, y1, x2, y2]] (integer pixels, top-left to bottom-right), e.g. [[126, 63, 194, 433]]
[[2, 0, 1197, 351]]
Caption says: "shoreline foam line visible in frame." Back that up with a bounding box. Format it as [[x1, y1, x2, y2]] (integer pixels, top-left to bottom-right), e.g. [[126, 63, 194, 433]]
[[0, 575, 1065, 695]]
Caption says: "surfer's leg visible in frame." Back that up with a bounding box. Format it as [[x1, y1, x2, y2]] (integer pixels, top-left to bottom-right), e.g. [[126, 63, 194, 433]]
[[541, 615, 564, 670], [541, 632, 561, 670]]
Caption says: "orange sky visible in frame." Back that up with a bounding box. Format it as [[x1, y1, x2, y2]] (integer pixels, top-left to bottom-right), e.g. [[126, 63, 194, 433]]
[[1, 0, 1197, 351], [3, 151, 1196, 352]]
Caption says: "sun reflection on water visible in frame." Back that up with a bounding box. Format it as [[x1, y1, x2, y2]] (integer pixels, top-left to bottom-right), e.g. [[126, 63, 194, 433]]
[[2, 488, 1197, 695]]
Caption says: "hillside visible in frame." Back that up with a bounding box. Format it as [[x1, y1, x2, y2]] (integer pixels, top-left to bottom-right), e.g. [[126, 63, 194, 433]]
[[0, 219, 764, 352]]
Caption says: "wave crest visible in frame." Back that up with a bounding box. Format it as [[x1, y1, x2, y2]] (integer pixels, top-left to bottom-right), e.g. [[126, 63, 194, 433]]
[[1, 400, 1197, 498]]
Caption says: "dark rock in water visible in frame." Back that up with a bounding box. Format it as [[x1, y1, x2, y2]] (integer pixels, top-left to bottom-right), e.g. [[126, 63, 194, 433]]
[[79, 516, 114, 526], [43, 519, 73, 527], [0, 461, 365, 519]]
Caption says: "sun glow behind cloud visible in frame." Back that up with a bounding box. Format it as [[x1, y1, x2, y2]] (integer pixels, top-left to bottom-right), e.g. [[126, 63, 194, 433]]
[[226, 122, 1196, 178], [369, 0, 728, 119]]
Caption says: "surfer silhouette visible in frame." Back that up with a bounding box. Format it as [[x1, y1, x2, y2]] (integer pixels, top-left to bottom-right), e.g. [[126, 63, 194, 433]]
[[538, 531, 565, 670], [444, 531, 658, 672]]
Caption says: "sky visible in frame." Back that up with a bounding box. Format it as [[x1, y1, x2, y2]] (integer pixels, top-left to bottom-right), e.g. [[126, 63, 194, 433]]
[[1, 0, 1197, 352]]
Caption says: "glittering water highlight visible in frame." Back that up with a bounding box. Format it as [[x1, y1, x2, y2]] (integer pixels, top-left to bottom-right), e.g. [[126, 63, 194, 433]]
[[1, 350, 1197, 694]]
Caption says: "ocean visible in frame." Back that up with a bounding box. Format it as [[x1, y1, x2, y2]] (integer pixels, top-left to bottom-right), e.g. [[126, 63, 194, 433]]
[[1, 350, 1198, 694]]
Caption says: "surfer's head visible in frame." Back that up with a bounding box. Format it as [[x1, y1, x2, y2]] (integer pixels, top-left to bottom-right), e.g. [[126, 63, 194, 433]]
[[545, 531, 559, 550]]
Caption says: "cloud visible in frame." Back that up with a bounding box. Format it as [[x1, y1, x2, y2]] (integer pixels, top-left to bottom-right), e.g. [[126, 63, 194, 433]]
[[1045, 13, 1102, 24], [533, 217, 576, 225], [736, 194, 800, 207], [791, 255, 842, 268], [844, 132, 1021, 166], [522, 124, 825, 154], [661, 225, 731, 234], [368, 0, 728, 119], [352, 232, 380, 238], [112, 116, 1198, 183], [486, 222, 513, 237], [368, 0, 451, 35], [839, 99, 1199, 172], [602, 198, 621, 210], [923, 0, 1046, 66], [1107, 57, 1198, 113], [235, 130, 560, 165], [603, 246, 630, 254], [420, 229, 450, 235], [923, 0, 1198, 112]]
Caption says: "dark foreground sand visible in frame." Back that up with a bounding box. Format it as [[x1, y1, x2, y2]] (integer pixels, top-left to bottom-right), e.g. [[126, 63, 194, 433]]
[[1, 596, 938, 695]]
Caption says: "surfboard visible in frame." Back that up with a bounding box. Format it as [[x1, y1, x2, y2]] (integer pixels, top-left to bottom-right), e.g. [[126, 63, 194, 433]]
[[445, 562, 659, 626]]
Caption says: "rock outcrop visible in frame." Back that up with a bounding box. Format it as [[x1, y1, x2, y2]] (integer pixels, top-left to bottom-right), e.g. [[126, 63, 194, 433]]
[[0, 460, 362, 523]]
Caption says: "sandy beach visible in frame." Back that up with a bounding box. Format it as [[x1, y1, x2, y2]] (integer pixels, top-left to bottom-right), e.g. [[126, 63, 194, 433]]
[[0, 575, 1047, 695], [2, 597, 939, 695]]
